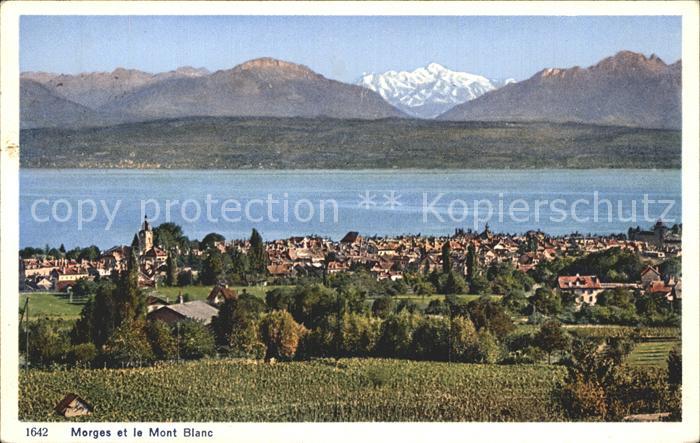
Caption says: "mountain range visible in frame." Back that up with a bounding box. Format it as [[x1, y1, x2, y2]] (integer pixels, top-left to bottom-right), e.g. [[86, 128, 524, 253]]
[[20, 51, 681, 130], [20, 58, 404, 128], [358, 63, 515, 118], [439, 51, 681, 129]]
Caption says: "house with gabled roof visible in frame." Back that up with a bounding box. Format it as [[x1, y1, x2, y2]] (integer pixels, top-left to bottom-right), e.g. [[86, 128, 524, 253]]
[[558, 274, 604, 306]]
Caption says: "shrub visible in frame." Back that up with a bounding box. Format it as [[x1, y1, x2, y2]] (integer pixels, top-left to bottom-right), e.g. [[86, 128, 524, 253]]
[[667, 346, 682, 390], [68, 343, 97, 368], [371, 296, 395, 318], [424, 299, 450, 316], [560, 377, 608, 421]]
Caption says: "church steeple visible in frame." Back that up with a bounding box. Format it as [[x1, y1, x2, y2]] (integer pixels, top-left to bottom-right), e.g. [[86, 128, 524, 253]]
[[137, 215, 154, 253]]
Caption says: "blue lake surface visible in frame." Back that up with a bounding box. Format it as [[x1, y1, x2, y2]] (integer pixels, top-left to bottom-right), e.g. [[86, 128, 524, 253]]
[[20, 169, 682, 249]]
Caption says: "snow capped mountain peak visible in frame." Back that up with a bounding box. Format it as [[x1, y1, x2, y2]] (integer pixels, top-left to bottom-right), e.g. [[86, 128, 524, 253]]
[[358, 63, 514, 118], [426, 62, 447, 73]]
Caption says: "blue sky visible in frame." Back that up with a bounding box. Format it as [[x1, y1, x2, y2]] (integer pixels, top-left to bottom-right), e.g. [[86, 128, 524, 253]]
[[20, 16, 681, 82]]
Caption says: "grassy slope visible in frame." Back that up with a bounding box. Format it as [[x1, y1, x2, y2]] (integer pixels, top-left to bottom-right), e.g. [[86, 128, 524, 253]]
[[19, 293, 86, 320], [20, 117, 681, 169], [20, 358, 567, 422]]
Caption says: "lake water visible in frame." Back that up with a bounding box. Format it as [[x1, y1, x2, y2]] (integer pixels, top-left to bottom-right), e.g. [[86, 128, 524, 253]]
[[20, 169, 681, 249]]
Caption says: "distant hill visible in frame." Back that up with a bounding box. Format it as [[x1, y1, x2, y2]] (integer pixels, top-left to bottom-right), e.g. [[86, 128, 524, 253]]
[[99, 58, 405, 121], [20, 79, 118, 129], [20, 117, 680, 169], [21, 58, 404, 128], [439, 51, 681, 130]]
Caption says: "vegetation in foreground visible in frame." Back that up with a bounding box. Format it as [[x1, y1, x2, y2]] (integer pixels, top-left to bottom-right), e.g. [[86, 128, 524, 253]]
[[20, 118, 681, 169], [19, 228, 682, 422], [21, 359, 568, 422]]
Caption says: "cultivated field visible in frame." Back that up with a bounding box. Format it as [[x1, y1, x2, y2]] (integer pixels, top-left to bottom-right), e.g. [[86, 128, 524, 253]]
[[20, 359, 567, 422], [626, 339, 681, 368]]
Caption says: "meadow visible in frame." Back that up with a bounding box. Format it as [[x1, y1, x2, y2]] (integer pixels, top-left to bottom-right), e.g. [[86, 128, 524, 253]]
[[19, 358, 567, 422], [19, 293, 85, 320]]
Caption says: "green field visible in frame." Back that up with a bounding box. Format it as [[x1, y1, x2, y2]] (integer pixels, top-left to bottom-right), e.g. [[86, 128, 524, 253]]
[[19, 293, 86, 320], [19, 358, 567, 422], [368, 294, 498, 310], [626, 339, 681, 368]]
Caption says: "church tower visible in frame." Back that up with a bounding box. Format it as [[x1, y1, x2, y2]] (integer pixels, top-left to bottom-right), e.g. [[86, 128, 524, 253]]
[[138, 215, 154, 253]]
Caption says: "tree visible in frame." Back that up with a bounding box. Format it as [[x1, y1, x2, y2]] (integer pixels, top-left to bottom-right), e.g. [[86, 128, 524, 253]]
[[529, 287, 562, 316], [211, 296, 265, 358], [469, 273, 489, 294], [467, 296, 515, 339], [165, 253, 178, 287], [200, 232, 225, 250], [265, 287, 294, 311], [596, 288, 634, 311], [289, 284, 339, 329], [103, 320, 154, 367], [178, 320, 216, 359], [658, 257, 681, 278], [534, 319, 570, 364], [441, 240, 451, 274], [228, 248, 250, 284], [153, 222, 188, 251], [24, 318, 70, 367], [59, 243, 66, 254], [259, 310, 306, 361], [395, 299, 420, 314], [475, 329, 501, 363], [450, 316, 480, 362], [249, 229, 268, 275], [466, 243, 477, 282], [667, 346, 682, 390], [561, 248, 644, 283], [443, 271, 468, 295], [412, 316, 450, 360], [371, 296, 395, 318], [375, 311, 420, 358], [146, 320, 178, 360], [339, 312, 381, 357], [78, 245, 101, 262], [71, 279, 97, 300], [501, 289, 529, 315], [201, 249, 226, 285], [71, 280, 119, 348], [117, 246, 146, 322]]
